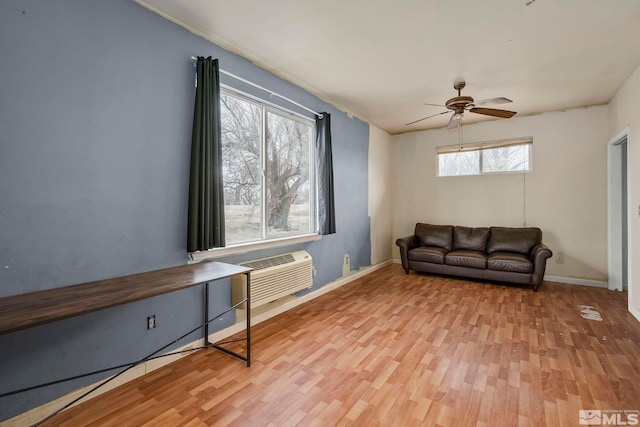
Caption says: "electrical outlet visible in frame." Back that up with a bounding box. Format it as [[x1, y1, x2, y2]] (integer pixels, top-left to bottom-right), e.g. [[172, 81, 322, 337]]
[[147, 315, 156, 329], [556, 253, 564, 264], [342, 254, 351, 277]]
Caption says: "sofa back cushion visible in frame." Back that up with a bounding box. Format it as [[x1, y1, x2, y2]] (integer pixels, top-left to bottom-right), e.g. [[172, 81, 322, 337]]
[[487, 227, 542, 255], [414, 223, 453, 250], [453, 226, 490, 251]]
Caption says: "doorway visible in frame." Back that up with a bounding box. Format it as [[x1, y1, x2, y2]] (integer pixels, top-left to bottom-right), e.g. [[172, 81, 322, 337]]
[[607, 128, 629, 292]]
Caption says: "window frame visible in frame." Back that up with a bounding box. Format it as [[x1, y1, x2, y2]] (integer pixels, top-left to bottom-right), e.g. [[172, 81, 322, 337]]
[[436, 137, 533, 177], [219, 87, 318, 247]]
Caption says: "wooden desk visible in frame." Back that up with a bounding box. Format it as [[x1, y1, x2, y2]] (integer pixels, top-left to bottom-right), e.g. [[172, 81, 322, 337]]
[[0, 260, 252, 425], [0, 260, 251, 335]]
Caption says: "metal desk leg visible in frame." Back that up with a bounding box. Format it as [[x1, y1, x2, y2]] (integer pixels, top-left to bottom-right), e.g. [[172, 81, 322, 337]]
[[204, 282, 210, 345], [205, 274, 251, 366]]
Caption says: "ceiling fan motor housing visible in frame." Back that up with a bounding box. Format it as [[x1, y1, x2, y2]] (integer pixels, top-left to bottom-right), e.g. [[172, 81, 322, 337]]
[[446, 96, 474, 112]]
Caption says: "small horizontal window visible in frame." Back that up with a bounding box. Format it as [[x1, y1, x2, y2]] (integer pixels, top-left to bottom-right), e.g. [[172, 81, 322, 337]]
[[437, 137, 532, 177]]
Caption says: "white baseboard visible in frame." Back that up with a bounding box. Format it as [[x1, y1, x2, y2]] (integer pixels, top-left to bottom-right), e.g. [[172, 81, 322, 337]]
[[544, 275, 608, 288], [629, 304, 640, 323], [1, 260, 392, 427], [392, 258, 401, 264]]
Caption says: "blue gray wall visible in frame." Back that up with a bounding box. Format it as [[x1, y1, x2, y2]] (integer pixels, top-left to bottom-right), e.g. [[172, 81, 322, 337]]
[[0, 0, 370, 421]]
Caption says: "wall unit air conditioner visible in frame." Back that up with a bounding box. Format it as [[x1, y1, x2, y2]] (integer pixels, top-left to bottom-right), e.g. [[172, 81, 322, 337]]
[[231, 250, 313, 309]]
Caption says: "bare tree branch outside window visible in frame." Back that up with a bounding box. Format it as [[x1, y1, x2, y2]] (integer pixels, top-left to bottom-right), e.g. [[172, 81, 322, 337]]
[[438, 151, 479, 176], [482, 145, 529, 173]]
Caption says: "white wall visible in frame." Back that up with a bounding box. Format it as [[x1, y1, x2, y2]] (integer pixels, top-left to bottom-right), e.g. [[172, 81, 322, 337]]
[[369, 125, 393, 264], [609, 65, 640, 319], [391, 105, 610, 281]]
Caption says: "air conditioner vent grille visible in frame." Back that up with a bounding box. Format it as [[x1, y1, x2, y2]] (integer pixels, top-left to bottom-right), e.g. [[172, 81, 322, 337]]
[[232, 250, 312, 309], [240, 254, 295, 270]]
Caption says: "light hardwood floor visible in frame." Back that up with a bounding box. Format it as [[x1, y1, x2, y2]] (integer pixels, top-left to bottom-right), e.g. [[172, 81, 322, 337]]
[[47, 264, 640, 426]]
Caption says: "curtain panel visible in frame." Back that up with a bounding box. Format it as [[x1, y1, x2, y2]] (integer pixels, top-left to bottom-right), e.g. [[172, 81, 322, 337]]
[[315, 113, 336, 235], [187, 57, 225, 251]]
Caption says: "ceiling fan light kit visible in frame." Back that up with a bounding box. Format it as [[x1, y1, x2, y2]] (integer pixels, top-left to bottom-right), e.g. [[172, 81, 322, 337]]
[[406, 80, 518, 129]]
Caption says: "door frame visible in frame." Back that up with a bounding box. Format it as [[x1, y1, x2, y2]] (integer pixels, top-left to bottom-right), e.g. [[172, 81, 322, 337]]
[[607, 127, 629, 291]]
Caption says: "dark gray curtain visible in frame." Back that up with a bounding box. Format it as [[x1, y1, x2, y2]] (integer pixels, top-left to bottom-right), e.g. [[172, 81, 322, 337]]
[[315, 113, 336, 235], [187, 57, 225, 251]]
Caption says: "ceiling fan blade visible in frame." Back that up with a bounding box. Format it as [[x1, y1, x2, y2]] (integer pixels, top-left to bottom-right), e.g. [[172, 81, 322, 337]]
[[424, 102, 446, 107], [447, 114, 460, 130], [473, 97, 512, 106], [405, 110, 449, 126], [469, 107, 517, 119]]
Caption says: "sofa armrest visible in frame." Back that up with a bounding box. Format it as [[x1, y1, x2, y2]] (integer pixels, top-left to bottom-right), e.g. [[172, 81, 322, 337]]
[[530, 243, 553, 289], [396, 235, 418, 274]]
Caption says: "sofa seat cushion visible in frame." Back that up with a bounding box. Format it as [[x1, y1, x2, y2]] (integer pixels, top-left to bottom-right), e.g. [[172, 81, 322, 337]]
[[414, 223, 454, 251], [487, 252, 533, 273], [408, 246, 448, 264], [444, 250, 487, 269]]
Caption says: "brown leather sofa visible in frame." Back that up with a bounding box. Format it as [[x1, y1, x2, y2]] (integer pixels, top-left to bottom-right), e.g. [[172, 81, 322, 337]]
[[396, 224, 553, 291]]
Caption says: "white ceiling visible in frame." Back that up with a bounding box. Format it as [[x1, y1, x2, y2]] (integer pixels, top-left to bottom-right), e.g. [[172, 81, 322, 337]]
[[137, 0, 640, 134]]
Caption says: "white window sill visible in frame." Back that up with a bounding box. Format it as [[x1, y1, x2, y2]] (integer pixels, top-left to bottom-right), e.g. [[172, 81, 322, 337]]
[[189, 233, 322, 263]]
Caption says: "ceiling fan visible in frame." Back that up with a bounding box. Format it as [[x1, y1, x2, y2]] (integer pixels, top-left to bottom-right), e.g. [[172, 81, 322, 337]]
[[406, 81, 517, 129]]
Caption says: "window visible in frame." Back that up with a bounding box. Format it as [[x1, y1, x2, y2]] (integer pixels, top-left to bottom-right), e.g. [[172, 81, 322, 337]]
[[437, 137, 532, 177], [220, 90, 315, 245]]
